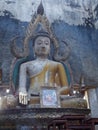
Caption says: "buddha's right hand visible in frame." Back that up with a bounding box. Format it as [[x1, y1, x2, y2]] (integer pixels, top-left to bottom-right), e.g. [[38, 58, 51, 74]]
[[19, 92, 28, 105]]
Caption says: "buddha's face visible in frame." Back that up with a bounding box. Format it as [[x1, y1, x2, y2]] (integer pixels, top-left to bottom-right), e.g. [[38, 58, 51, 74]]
[[34, 36, 50, 57]]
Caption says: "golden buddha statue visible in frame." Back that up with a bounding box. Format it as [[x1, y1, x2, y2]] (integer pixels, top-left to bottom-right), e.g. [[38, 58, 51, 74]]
[[19, 30, 69, 105], [10, 2, 87, 109], [18, 29, 87, 108]]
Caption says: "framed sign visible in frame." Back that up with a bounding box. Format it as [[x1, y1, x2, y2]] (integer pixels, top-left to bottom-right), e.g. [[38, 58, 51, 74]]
[[40, 86, 61, 108]]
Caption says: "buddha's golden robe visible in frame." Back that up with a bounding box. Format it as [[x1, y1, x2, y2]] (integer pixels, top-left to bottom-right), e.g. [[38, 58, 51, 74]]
[[19, 59, 87, 108], [19, 59, 68, 95]]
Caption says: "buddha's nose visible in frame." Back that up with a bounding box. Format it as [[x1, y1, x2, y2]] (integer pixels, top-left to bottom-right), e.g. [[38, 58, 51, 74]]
[[41, 43, 46, 48]]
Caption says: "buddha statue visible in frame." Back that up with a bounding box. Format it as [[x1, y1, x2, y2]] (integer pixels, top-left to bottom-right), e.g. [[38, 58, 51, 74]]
[[19, 29, 69, 105], [18, 28, 87, 108], [10, 2, 87, 109]]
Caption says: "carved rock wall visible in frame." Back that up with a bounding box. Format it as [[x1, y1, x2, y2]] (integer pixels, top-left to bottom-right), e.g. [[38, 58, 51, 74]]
[[0, 0, 98, 27]]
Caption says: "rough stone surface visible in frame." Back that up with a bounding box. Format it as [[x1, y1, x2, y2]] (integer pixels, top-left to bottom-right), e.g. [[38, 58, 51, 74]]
[[0, 0, 98, 27]]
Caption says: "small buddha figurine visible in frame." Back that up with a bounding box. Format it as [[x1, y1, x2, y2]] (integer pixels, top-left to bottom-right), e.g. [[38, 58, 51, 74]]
[[18, 29, 87, 109]]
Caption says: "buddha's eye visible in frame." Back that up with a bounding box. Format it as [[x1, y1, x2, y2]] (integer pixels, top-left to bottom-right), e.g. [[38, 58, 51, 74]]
[[37, 42, 42, 45], [45, 42, 49, 45]]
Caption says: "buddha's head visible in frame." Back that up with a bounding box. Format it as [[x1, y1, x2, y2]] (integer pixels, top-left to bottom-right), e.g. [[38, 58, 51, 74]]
[[33, 27, 51, 58]]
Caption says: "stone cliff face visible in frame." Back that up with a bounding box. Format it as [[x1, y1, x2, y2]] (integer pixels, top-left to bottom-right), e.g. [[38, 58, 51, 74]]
[[0, 0, 98, 27], [0, 0, 98, 88]]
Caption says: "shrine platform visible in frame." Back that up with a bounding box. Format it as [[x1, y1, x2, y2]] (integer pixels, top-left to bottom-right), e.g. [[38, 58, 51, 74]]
[[0, 108, 91, 130]]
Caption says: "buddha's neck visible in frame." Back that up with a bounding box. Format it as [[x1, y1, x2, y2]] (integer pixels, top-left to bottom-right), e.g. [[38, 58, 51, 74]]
[[36, 56, 48, 61]]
